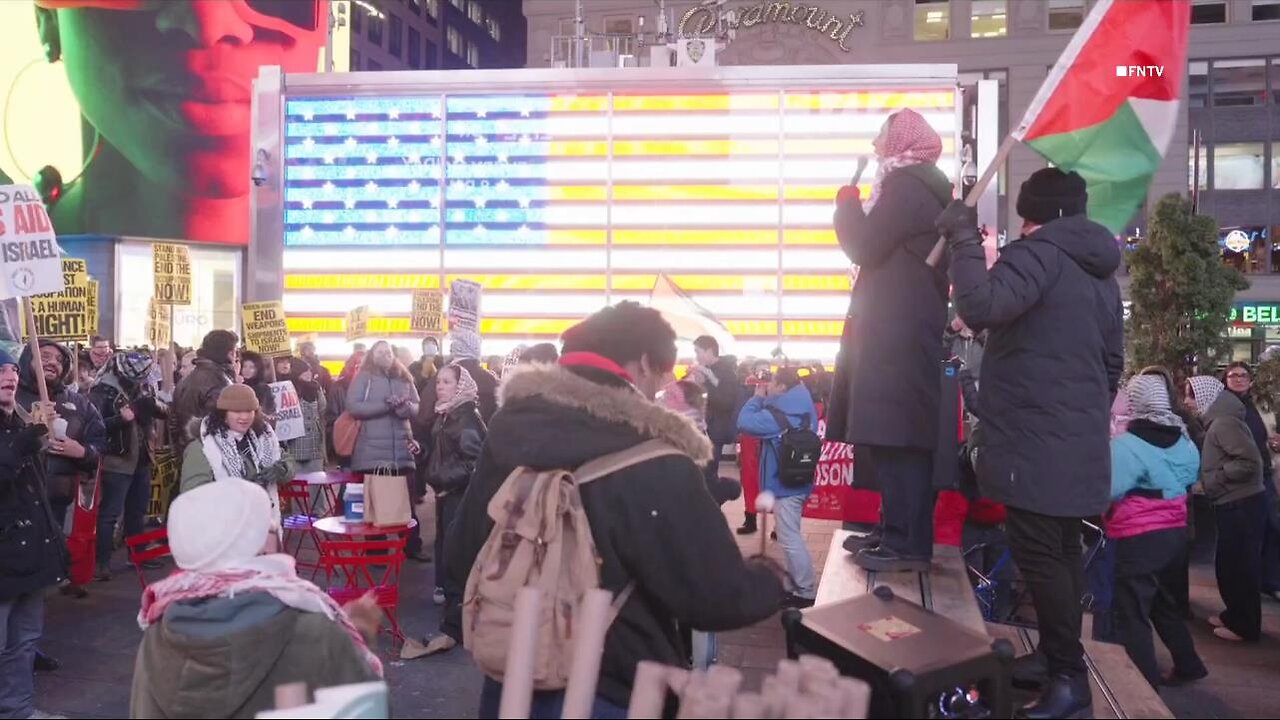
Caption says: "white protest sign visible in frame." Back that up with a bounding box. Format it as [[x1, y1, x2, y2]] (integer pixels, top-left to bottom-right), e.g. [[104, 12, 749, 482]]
[[269, 381, 306, 442], [448, 279, 482, 333], [0, 185, 64, 300]]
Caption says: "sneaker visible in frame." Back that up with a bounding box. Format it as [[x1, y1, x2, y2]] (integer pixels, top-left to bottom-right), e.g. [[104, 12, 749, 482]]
[[1213, 627, 1245, 642], [854, 546, 931, 573], [842, 531, 882, 554], [58, 583, 88, 599], [94, 566, 111, 582], [782, 593, 816, 609], [433, 587, 446, 606]]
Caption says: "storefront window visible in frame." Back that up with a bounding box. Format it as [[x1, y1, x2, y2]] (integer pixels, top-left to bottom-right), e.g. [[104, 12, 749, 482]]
[[971, 0, 1007, 37], [1214, 142, 1266, 189], [1223, 227, 1268, 274], [1047, 0, 1085, 31], [1192, 0, 1228, 24], [1189, 61, 1209, 108], [1213, 58, 1267, 107], [116, 241, 241, 350], [914, 0, 950, 41]]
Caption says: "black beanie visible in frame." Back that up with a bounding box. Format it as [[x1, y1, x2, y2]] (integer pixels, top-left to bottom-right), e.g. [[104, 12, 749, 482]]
[[199, 330, 239, 362], [1016, 168, 1087, 225]]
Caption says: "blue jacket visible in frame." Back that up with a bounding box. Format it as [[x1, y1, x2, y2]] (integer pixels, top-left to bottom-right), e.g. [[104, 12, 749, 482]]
[[1110, 432, 1199, 502], [737, 384, 820, 499]]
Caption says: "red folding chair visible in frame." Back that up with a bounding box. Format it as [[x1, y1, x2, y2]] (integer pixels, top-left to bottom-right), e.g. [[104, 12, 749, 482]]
[[125, 527, 171, 588], [280, 480, 323, 577], [318, 538, 407, 647]]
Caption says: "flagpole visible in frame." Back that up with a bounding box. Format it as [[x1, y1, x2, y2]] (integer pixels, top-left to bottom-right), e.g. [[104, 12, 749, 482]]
[[925, 134, 1020, 268]]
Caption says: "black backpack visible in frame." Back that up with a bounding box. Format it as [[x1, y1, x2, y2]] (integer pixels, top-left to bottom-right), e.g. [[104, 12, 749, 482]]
[[766, 407, 822, 488]]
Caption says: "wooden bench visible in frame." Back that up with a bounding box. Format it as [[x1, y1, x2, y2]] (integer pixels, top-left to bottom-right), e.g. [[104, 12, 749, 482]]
[[815, 530, 987, 636], [985, 622, 1174, 719]]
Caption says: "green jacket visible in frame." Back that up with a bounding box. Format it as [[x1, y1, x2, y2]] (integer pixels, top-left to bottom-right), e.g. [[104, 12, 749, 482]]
[[1200, 391, 1266, 506], [130, 592, 379, 719]]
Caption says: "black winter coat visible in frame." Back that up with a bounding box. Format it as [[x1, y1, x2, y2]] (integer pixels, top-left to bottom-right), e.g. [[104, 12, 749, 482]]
[[827, 165, 953, 449], [702, 356, 742, 445], [419, 400, 486, 495], [0, 409, 67, 600], [950, 214, 1124, 518], [18, 342, 106, 504], [446, 365, 783, 707], [454, 358, 499, 424]]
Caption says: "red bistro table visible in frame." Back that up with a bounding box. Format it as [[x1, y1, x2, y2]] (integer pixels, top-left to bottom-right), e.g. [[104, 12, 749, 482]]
[[295, 471, 361, 517], [312, 515, 418, 537], [312, 515, 418, 645]]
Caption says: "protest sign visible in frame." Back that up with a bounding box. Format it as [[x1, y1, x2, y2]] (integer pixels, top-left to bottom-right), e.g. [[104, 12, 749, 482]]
[[147, 448, 180, 520], [22, 258, 91, 343], [242, 301, 291, 357], [146, 299, 171, 349], [270, 381, 306, 441], [86, 280, 99, 335], [0, 184, 64, 299], [153, 243, 192, 305], [345, 305, 370, 342], [410, 289, 445, 334], [447, 279, 481, 333]]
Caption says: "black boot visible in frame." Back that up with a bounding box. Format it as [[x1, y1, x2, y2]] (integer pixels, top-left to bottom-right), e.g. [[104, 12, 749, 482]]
[[737, 514, 758, 536], [854, 546, 931, 572], [1012, 650, 1049, 690], [33, 650, 59, 673], [842, 530, 882, 554], [1016, 673, 1091, 719]]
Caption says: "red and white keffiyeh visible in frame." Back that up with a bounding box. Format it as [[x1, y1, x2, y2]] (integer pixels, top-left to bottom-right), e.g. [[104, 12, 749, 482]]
[[865, 108, 944, 211]]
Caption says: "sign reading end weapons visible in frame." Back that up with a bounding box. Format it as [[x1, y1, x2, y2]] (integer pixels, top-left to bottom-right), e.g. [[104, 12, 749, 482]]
[[346, 305, 370, 342], [0, 184, 64, 300], [242, 301, 291, 357], [410, 289, 445, 334], [153, 243, 192, 305]]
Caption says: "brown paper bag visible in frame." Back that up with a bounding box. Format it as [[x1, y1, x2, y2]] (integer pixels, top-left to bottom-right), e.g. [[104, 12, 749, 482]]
[[364, 467, 412, 527]]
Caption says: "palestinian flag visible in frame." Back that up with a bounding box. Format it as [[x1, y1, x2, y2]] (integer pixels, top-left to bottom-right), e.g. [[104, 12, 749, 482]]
[[1013, 0, 1190, 234]]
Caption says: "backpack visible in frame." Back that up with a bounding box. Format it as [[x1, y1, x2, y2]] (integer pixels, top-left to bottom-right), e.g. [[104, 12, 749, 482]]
[[766, 407, 822, 488], [462, 438, 685, 690]]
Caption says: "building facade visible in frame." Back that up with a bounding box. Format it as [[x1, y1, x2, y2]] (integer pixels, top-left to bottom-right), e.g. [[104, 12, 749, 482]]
[[349, 0, 527, 72]]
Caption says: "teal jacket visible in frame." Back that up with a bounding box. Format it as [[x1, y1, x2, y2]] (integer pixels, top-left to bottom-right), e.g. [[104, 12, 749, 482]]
[[737, 384, 820, 499], [1110, 432, 1199, 501]]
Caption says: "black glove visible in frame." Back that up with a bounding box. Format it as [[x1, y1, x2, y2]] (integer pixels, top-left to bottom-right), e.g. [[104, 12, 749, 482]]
[[250, 459, 292, 488], [935, 199, 981, 249]]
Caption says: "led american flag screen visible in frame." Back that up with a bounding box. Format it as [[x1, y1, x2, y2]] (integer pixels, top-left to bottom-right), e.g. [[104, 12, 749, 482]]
[[280, 85, 956, 362]]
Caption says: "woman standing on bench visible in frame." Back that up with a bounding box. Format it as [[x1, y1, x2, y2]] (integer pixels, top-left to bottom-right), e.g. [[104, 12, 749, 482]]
[[1106, 375, 1207, 689]]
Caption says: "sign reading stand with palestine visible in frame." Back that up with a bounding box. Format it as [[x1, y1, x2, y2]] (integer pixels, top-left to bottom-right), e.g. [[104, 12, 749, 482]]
[[346, 305, 370, 342], [0, 185, 64, 300], [411, 289, 445, 334], [153, 243, 192, 305], [242, 301, 291, 357]]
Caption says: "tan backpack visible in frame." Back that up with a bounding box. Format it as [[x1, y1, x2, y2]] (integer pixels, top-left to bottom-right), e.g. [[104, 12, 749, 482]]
[[462, 439, 684, 690]]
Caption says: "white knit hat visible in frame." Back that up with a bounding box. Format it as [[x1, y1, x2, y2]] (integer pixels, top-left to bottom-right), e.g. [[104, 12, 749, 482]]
[[167, 481, 272, 572]]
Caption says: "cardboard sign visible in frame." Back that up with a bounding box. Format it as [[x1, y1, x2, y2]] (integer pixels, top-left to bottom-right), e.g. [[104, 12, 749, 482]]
[[86, 280, 99, 335], [153, 243, 192, 305], [447, 279, 481, 333], [270, 381, 306, 441], [147, 448, 180, 520], [410, 289, 445, 334], [345, 305, 370, 342], [242, 301, 291, 357], [0, 184, 65, 300], [146, 299, 172, 349], [22, 258, 92, 343]]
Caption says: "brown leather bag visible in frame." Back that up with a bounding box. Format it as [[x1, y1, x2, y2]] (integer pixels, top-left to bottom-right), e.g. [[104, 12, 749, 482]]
[[332, 377, 369, 458]]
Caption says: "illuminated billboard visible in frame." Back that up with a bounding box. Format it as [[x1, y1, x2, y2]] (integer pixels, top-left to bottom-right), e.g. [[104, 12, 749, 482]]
[[1, 0, 340, 246], [276, 77, 957, 362]]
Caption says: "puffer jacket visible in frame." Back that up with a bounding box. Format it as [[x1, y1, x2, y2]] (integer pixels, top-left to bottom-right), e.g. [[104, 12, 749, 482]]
[[1199, 391, 1265, 506], [17, 341, 106, 503], [1106, 421, 1199, 539], [345, 365, 420, 472], [421, 401, 486, 495], [0, 409, 67, 600], [737, 383, 821, 499], [130, 592, 379, 719]]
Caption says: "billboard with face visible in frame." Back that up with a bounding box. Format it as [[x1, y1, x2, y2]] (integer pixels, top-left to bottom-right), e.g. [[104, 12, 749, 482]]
[[1, 1, 328, 245]]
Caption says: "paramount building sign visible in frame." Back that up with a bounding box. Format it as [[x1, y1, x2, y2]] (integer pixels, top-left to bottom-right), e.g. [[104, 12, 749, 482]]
[[679, 1, 866, 52]]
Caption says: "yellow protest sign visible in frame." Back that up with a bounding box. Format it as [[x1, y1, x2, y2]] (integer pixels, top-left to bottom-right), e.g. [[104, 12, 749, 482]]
[[146, 299, 172, 349], [86, 280, 99, 335], [345, 305, 369, 342], [242, 301, 292, 358], [153, 243, 192, 305], [410, 289, 445, 334], [21, 258, 91, 343]]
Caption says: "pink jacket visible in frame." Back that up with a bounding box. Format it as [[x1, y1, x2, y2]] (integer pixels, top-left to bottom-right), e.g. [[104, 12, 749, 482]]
[[1104, 495, 1187, 540]]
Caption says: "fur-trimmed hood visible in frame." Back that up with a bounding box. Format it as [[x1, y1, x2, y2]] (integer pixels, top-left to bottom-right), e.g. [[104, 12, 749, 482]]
[[497, 365, 713, 466]]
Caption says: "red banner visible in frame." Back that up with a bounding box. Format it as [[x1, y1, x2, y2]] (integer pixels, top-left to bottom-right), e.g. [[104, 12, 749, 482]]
[[803, 420, 880, 524]]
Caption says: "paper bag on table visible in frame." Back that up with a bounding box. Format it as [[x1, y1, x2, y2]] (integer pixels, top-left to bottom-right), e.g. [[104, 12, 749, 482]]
[[363, 467, 411, 528]]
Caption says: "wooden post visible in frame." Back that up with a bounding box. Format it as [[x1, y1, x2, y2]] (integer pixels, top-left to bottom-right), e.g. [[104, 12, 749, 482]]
[[925, 134, 1020, 268], [562, 589, 612, 719], [498, 587, 541, 719], [22, 297, 49, 403]]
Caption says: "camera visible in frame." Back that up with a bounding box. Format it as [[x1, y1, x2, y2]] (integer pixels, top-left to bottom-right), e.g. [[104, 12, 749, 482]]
[[746, 367, 773, 386]]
